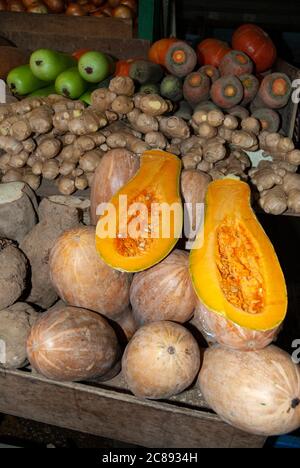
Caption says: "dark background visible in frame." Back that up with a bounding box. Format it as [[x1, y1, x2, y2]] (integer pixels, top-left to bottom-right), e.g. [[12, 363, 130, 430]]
[[176, 0, 300, 66]]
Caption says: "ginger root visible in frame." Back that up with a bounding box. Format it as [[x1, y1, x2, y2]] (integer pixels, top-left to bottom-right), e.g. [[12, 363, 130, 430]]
[[260, 186, 288, 215], [106, 132, 150, 154], [203, 139, 226, 163], [145, 131, 167, 149], [135, 94, 171, 117], [231, 130, 258, 150], [79, 150, 103, 173], [287, 189, 300, 213], [36, 138, 61, 160], [250, 162, 285, 191], [109, 76, 135, 97], [0, 136, 23, 154], [111, 95, 134, 115], [197, 122, 218, 139], [127, 109, 159, 134], [68, 109, 107, 136], [159, 116, 190, 140], [282, 173, 300, 193], [91, 89, 117, 112]]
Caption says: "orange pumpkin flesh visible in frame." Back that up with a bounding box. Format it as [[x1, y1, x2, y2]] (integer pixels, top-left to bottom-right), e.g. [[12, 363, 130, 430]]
[[96, 150, 183, 273], [190, 179, 287, 331], [198, 345, 300, 436]]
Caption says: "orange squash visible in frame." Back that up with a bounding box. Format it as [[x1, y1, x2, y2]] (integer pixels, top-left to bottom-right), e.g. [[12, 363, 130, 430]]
[[96, 150, 183, 273], [232, 24, 277, 73], [148, 37, 178, 66], [198, 345, 300, 436], [197, 38, 231, 68], [193, 301, 279, 351], [115, 58, 135, 77], [190, 179, 287, 331], [50, 226, 132, 319]]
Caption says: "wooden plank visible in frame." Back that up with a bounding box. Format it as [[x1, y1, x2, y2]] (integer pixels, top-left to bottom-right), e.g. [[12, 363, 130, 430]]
[[0, 32, 149, 60], [0, 11, 150, 59], [0, 12, 133, 39], [0, 369, 266, 448]]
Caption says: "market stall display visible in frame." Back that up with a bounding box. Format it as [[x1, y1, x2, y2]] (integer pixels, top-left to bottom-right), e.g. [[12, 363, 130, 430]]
[[0, 20, 299, 447]]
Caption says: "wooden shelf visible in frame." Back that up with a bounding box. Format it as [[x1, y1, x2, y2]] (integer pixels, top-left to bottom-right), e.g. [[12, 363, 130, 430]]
[[0, 368, 266, 448], [0, 12, 150, 59]]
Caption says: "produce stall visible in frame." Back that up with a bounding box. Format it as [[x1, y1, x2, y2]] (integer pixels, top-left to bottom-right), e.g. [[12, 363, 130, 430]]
[[0, 3, 300, 450]]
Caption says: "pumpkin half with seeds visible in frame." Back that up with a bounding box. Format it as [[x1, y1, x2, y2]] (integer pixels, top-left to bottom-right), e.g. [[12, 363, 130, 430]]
[[96, 150, 183, 273], [190, 179, 287, 331]]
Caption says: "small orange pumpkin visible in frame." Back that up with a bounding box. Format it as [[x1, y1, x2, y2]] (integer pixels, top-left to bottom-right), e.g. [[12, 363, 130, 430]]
[[148, 37, 178, 66]]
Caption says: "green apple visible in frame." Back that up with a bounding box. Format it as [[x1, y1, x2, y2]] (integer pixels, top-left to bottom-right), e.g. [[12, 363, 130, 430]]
[[78, 51, 110, 83], [55, 68, 88, 99], [29, 84, 56, 97], [7, 65, 49, 96], [30, 49, 76, 82]]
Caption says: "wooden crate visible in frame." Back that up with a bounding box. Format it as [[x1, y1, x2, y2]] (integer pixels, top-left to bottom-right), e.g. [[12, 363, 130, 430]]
[[0, 12, 150, 59], [0, 368, 266, 448]]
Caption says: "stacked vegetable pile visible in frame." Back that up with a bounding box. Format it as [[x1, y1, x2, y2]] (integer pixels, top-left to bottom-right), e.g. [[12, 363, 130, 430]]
[[0, 0, 138, 18], [7, 48, 113, 100], [3, 22, 300, 214], [0, 24, 300, 440], [0, 162, 299, 438]]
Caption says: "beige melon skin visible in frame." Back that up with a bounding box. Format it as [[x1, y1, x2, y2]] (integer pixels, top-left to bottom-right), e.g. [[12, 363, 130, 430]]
[[49, 226, 132, 320], [90, 149, 139, 226], [114, 306, 139, 341], [198, 345, 300, 436], [181, 169, 212, 236], [122, 321, 201, 400], [130, 250, 197, 325], [192, 301, 279, 351], [27, 306, 120, 382]]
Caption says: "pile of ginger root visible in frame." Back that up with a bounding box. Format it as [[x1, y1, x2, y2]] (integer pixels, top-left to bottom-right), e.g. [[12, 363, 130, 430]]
[[0, 75, 299, 214]]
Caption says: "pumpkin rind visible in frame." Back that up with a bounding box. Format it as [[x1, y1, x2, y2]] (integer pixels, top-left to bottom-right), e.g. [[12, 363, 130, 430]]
[[90, 149, 139, 225], [122, 321, 201, 399], [198, 345, 300, 436], [193, 301, 279, 351], [189, 179, 287, 331], [50, 226, 131, 319], [27, 306, 120, 382], [130, 250, 197, 324], [96, 150, 183, 273]]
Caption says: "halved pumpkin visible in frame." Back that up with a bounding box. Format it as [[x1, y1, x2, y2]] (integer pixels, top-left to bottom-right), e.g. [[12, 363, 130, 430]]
[[96, 150, 183, 272], [189, 179, 287, 331]]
